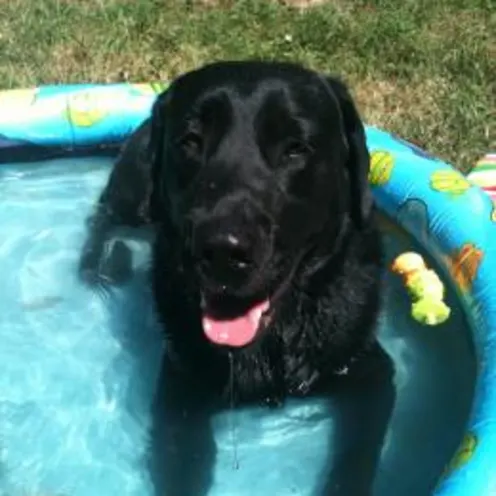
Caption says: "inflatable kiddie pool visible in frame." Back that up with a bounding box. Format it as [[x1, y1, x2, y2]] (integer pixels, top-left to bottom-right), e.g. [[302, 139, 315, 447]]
[[0, 83, 494, 496]]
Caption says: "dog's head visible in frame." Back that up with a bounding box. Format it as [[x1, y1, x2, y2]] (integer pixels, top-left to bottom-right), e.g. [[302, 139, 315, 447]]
[[149, 61, 372, 348]]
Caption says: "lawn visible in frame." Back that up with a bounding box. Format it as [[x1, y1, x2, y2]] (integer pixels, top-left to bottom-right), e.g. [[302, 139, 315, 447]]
[[0, 0, 493, 171]]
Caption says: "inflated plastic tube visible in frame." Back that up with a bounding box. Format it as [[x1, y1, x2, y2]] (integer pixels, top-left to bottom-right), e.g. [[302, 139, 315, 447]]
[[0, 83, 495, 495]]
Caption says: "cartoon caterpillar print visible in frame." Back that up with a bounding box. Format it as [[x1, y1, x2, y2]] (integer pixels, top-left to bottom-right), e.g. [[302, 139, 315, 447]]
[[66, 92, 108, 127], [369, 151, 394, 186], [430, 170, 472, 197]]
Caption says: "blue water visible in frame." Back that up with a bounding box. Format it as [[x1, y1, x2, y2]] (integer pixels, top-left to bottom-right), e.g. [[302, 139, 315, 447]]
[[0, 157, 475, 496]]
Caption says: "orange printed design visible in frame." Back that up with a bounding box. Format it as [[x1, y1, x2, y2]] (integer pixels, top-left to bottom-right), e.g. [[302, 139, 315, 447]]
[[369, 151, 394, 186], [442, 432, 478, 478], [446, 243, 483, 293], [430, 170, 472, 197]]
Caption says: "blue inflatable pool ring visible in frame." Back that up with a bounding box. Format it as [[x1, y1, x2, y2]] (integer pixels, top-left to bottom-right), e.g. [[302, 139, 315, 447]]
[[0, 83, 495, 495]]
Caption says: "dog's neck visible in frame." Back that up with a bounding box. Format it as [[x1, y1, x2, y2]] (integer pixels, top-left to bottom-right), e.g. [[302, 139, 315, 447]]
[[227, 217, 384, 403]]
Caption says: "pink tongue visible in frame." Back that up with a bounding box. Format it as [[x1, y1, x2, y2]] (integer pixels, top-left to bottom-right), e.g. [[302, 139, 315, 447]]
[[202, 300, 270, 347]]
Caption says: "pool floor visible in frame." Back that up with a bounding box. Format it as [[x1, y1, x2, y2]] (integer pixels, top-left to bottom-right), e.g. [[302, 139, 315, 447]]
[[0, 157, 476, 496]]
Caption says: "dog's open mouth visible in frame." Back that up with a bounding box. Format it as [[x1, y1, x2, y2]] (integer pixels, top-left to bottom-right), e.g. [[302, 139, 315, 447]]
[[198, 253, 301, 347], [201, 298, 271, 347]]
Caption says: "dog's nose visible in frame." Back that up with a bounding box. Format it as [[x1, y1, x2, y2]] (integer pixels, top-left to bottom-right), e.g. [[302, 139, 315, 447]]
[[197, 232, 254, 284]]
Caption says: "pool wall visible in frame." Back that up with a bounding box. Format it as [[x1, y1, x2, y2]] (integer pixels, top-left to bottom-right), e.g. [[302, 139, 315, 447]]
[[1, 83, 495, 495]]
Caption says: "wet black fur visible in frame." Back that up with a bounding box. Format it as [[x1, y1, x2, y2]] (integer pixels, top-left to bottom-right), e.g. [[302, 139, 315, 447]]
[[79, 61, 395, 496]]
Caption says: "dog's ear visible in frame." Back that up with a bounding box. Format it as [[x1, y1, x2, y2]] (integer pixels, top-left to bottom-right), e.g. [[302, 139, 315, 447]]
[[322, 76, 373, 228], [148, 89, 172, 222]]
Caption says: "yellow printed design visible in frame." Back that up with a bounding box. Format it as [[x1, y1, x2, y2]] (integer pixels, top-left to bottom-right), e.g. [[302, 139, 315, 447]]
[[491, 200, 496, 222], [442, 432, 478, 478], [369, 151, 394, 186], [0, 88, 38, 108], [131, 82, 168, 95], [66, 92, 108, 127], [430, 170, 472, 197], [446, 243, 483, 293]]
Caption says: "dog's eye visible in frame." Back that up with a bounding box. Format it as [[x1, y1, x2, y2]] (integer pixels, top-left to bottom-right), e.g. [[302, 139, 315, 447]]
[[280, 141, 309, 165], [180, 132, 203, 156]]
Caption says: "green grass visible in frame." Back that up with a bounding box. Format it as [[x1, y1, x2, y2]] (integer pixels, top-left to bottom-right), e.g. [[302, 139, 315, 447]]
[[0, 0, 494, 170]]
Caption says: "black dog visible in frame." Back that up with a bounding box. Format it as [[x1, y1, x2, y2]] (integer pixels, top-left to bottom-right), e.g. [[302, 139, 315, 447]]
[[79, 61, 395, 496]]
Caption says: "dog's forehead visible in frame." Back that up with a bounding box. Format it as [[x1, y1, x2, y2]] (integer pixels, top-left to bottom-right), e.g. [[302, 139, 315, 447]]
[[171, 65, 336, 124], [179, 87, 336, 145]]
